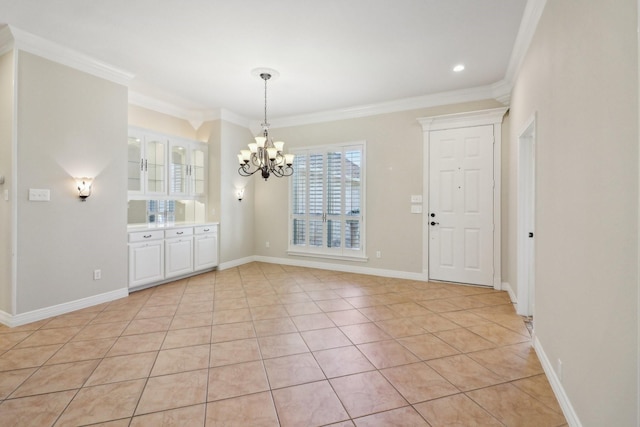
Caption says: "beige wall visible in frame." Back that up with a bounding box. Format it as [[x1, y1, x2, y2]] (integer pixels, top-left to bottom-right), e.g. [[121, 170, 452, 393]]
[[0, 51, 13, 314], [218, 120, 255, 263], [199, 119, 220, 224], [508, 0, 638, 424], [15, 52, 129, 313], [128, 105, 197, 140], [254, 99, 502, 274]]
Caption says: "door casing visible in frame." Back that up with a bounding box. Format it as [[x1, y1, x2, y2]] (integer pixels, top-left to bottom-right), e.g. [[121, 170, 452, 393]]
[[517, 113, 536, 316], [418, 107, 507, 289]]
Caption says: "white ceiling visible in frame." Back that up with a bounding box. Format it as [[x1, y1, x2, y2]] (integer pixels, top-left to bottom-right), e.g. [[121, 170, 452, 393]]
[[0, 0, 528, 123]]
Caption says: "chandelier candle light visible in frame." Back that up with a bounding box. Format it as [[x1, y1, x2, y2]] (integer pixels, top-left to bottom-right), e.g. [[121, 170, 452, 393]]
[[238, 71, 294, 180]]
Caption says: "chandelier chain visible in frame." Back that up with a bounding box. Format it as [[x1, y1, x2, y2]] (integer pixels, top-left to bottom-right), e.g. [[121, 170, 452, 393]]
[[262, 73, 270, 128]]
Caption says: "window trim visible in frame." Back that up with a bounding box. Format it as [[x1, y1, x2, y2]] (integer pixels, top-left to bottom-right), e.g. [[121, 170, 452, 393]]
[[288, 141, 367, 261]]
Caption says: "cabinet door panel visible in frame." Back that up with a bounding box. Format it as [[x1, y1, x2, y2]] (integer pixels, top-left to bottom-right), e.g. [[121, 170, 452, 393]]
[[146, 138, 167, 194], [166, 237, 194, 278], [129, 241, 164, 287], [194, 234, 218, 270], [128, 135, 143, 193], [191, 147, 207, 196], [169, 143, 188, 196]]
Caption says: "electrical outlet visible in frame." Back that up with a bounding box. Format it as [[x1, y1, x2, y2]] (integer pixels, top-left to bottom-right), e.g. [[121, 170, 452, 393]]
[[265, 241, 270, 248], [376, 250, 381, 258], [93, 269, 101, 280]]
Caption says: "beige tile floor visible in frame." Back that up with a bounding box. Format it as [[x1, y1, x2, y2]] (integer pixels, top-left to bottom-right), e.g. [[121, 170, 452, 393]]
[[0, 262, 568, 426]]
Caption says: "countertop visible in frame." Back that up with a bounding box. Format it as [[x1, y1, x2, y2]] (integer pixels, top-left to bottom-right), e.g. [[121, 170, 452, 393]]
[[127, 222, 219, 232]]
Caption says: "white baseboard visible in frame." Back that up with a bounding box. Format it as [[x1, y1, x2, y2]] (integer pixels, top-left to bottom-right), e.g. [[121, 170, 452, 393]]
[[502, 281, 518, 305], [220, 255, 429, 281], [0, 310, 13, 327], [253, 255, 429, 281], [218, 256, 257, 271], [533, 336, 583, 427], [0, 288, 129, 327]]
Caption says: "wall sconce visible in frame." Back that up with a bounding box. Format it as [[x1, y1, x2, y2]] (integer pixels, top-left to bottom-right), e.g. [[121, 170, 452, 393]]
[[236, 187, 245, 202], [76, 177, 93, 201]]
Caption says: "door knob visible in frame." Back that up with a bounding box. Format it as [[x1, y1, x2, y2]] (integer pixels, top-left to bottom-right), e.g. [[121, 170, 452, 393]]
[[430, 213, 435, 217], [430, 221, 439, 226]]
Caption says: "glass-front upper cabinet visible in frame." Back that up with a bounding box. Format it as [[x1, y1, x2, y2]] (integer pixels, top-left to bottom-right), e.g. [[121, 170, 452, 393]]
[[127, 135, 143, 193], [128, 129, 167, 196], [169, 142, 188, 195], [146, 137, 167, 194], [128, 127, 206, 200], [191, 145, 207, 197], [169, 139, 207, 197]]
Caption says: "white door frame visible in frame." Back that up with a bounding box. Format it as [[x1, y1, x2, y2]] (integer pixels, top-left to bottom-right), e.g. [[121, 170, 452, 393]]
[[418, 107, 508, 289], [517, 113, 537, 316]]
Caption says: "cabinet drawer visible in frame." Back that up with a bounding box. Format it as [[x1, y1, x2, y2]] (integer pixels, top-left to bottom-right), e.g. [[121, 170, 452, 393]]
[[128, 230, 164, 243], [195, 225, 217, 235], [165, 227, 193, 238]]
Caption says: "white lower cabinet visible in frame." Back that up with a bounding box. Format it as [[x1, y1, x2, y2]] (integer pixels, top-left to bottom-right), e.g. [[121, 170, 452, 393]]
[[128, 230, 165, 288], [194, 225, 218, 270], [165, 227, 194, 278], [128, 223, 218, 289]]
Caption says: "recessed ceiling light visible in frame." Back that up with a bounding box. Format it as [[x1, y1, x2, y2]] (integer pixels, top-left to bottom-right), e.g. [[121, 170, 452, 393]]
[[453, 64, 465, 72]]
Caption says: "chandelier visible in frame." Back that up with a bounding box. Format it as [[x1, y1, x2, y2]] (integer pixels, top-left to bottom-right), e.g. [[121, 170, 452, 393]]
[[237, 72, 294, 180]]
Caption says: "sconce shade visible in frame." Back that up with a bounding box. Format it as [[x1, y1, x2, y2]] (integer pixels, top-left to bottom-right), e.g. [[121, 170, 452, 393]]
[[76, 177, 93, 201]]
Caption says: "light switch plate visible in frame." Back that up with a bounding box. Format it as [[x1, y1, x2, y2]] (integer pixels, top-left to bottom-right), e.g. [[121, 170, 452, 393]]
[[411, 205, 423, 214], [29, 188, 50, 201], [410, 195, 422, 203]]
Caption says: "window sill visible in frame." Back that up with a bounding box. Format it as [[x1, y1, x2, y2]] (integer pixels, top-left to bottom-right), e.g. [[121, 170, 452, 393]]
[[287, 251, 369, 263]]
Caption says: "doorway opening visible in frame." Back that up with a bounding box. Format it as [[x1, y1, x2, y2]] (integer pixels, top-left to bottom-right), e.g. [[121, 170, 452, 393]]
[[517, 114, 536, 321]]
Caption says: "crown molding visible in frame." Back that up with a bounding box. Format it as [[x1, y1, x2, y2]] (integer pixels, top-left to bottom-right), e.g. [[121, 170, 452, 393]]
[[216, 109, 251, 129], [417, 107, 509, 132], [128, 91, 250, 130], [503, 0, 548, 87], [132, 80, 511, 132], [491, 79, 513, 106], [0, 25, 15, 56], [265, 83, 503, 129], [4, 25, 134, 86]]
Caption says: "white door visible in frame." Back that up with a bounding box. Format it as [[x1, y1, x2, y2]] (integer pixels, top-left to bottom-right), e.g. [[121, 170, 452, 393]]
[[429, 125, 494, 286]]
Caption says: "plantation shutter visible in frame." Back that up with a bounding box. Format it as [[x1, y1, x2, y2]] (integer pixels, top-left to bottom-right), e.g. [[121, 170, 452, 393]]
[[289, 143, 365, 258]]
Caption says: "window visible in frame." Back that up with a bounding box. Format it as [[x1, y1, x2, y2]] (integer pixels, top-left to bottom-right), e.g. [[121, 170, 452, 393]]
[[289, 142, 365, 260], [147, 199, 176, 224]]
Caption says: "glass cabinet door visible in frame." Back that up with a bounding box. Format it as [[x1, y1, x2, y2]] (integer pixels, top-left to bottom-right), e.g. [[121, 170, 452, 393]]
[[146, 138, 167, 194], [191, 146, 207, 196], [169, 143, 188, 195], [127, 135, 143, 193]]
